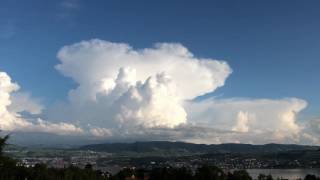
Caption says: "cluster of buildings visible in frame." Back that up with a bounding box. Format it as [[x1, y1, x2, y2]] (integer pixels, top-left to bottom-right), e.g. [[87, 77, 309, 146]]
[[7, 149, 320, 175]]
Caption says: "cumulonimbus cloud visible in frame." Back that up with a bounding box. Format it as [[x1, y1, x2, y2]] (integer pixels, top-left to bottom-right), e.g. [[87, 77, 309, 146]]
[[56, 40, 232, 102], [54, 39, 232, 129], [2, 39, 317, 145], [49, 39, 316, 144]]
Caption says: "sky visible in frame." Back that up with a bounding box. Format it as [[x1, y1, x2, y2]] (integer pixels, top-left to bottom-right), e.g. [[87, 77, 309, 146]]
[[0, 0, 320, 145]]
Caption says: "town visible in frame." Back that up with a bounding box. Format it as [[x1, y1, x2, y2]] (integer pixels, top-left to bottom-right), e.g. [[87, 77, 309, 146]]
[[6, 148, 320, 176]]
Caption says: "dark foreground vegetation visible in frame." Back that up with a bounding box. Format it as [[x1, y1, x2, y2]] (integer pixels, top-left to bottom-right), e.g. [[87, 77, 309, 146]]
[[1, 136, 320, 180]]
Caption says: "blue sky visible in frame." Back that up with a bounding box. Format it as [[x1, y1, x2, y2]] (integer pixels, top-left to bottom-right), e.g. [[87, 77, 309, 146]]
[[0, 0, 320, 144]]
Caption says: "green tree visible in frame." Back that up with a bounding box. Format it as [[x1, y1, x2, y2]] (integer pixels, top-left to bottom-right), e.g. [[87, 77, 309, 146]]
[[0, 134, 9, 157], [227, 170, 252, 180], [115, 168, 135, 180], [195, 165, 226, 180], [304, 174, 320, 180], [149, 167, 193, 180], [258, 174, 273, 180]]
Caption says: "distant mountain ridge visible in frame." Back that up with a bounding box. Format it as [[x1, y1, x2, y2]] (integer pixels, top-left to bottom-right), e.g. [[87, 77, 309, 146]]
[[80, 141, 319, 154]]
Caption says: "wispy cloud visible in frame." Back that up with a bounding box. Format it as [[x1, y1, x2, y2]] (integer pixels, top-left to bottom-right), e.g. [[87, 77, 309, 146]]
[[56, 0, 80, 20], [60, 0, 80, 9]]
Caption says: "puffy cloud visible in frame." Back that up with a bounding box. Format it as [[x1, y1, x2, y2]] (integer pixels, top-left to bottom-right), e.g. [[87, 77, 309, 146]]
[[113, 72, 186, 128], [0, 71, 82, 135], [56, 39, 231, 102], [298, 119, 320, 144], [308, 119, 320, 135], [4, 39, 317, 145], [232, 111, 251, 133], [90, 127, 112, 137], [185, 98, 308, 144], [0, 71, 25, 131], [50, 39, 318, 144], [24, 119, 83, 135], [9, 92, 43, 115], [54, 39, 231, 130]]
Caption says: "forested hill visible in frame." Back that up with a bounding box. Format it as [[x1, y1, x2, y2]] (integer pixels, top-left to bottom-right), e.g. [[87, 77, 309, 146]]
[[80, 141, 319, 154]]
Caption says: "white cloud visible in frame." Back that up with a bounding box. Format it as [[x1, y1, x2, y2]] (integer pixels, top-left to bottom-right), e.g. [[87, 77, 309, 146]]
[[113, 71, 186, 128], [0, 71, 83, 135], [232, 111, 251, 133], [185, 98, 308, 144], [56, 39, 231, 102], [9, 92, 43, 115], [90, 127, 112, 137], [50, 39, 319, 144], [25, 119, 83, 135], [3, 39, 318, 145], [54, 39, 231, 130], [298, 119, 320, 144]]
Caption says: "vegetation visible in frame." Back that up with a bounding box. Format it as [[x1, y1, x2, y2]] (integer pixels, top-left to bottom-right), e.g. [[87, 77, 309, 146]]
[[257, 174, 273, 180], [81, 141, 319, 154], [1, 135, 320, 180]]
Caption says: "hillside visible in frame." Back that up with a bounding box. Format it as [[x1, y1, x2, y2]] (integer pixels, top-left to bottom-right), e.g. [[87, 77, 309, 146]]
[[80, 141, 319, 154]]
